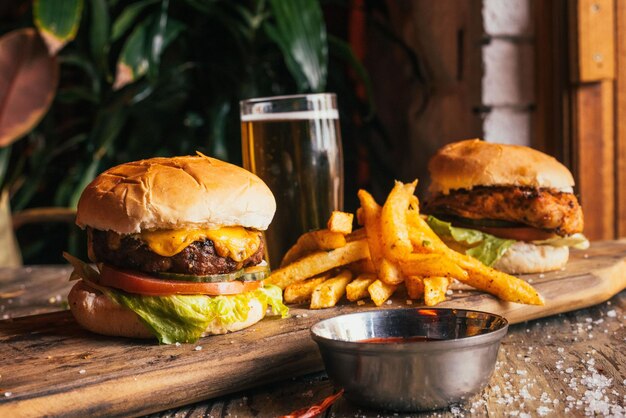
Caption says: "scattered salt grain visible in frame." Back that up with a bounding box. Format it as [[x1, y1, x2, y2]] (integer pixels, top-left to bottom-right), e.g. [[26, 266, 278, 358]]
[[446, 290, 453, 295], [607, 310, 616, 318], [385, 300, 393, 305], [4, 392, 11, 397], [2, 314, 8, 319], [557, 347, 564, 353], [194, 346, 202, 351], [566, 368, 574, 374], [175, 342, 181, 347], [539, 274, 545, 278], [79, 369, 86, 374], [516, 370, 527, 376], [536, 406, 552, 416]]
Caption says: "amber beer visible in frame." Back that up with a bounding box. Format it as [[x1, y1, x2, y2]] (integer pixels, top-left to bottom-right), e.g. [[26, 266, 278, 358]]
[[240, 94, 343, 267]]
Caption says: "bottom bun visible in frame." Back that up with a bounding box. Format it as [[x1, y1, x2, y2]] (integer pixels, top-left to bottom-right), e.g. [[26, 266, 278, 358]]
[[68, 280, 266, 340], [493, 242, 569, 274]]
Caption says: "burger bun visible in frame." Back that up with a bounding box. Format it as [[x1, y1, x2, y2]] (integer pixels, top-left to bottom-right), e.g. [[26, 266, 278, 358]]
[[76, 154, 276, 234], [68, 280, 266, 340], [493, 242, 569, 274], [428, 139, 575, 195]]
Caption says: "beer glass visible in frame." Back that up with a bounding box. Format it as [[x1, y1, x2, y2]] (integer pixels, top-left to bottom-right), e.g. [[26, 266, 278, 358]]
[[240, 93, 344, 268]]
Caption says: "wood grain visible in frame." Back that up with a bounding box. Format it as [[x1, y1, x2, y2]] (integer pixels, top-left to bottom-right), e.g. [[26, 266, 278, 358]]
[[616, 0, 626, 238], [572, 82, 616, 240], [1, 241, 625, 417], [151, 291, 625, 417], [571, 0, 615, 82]]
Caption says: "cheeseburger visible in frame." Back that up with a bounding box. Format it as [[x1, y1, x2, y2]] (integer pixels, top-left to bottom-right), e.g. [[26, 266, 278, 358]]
[[423, 139, 588, 274], [65, 154, 288, 344]]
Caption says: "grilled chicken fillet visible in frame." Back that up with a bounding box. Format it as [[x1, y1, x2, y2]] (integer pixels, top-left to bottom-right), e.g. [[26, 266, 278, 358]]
[[423, 186, 584, 236]]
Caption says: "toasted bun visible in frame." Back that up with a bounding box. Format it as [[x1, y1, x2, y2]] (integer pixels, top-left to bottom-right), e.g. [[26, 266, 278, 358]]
[[76, 154, 276, 234], [493, 242, 569, 274], [428, 139, 575, 195], [68, 280, 266, 339]]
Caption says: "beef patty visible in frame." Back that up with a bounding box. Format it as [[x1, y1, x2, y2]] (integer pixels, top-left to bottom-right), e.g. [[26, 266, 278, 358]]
[[423, 186, 584, 236], [89, 228, 265, 276]]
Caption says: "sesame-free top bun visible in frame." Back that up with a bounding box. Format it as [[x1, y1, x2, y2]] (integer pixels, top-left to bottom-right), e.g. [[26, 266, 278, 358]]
[[76, 154, 276, 234], [428, 139, 575, 195]]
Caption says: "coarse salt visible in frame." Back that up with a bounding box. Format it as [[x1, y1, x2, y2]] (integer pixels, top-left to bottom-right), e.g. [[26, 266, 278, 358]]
[[607, 310, 616, 318], [194, 346, 202, 351]]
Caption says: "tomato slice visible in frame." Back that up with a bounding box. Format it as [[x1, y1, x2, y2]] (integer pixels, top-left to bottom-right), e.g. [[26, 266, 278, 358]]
[[462, 225, 558, 241], [99, 264, 262, 296]]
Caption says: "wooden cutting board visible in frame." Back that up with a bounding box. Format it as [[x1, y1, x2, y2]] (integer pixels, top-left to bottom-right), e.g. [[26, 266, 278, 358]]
[[1, 240, 625, 417]]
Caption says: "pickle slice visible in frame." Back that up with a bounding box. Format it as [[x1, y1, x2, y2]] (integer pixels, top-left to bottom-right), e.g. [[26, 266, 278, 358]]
[[241, 265, 270, 282], [156, 269, 244, 283]]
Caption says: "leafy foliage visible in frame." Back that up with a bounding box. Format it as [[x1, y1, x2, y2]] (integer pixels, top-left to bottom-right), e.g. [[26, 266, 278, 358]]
[[0, 0, 376, 263]]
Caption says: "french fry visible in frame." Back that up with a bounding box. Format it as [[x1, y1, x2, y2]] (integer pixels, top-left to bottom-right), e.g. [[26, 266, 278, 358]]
[[452, 253, 545, 305], [280, 229, 347, 267], [405, 276, 425, 300], [346, 227, 367, 242], [381, 181, 417, 260], [310, 270, 353, 309], [368, 279, 397, 307], [357, 190, 405, 285], [379, 258, 404, 285], [284, 276, 328, 304], [396, 253, 468, 280], [346, 258, 376, 274], [423, 276, 450, 306], [266, 239, 370, 289], [357, 190, 385, 273], [327, 211, 354, 234], [407, 210, 449, 254], [346, 273, 376, 302]]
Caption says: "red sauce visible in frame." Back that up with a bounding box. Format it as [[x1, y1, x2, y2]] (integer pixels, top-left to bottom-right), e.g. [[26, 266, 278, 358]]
[[358, 336, 441, 343]]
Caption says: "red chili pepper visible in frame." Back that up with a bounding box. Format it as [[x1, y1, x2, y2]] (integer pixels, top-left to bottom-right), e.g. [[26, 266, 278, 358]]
[[278, 389, 345, 418]]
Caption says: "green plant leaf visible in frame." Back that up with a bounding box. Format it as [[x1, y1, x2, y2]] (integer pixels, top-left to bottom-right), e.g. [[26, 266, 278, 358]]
[[113, 14, 185, 90], [88, 0, 110, 76], [148, 0, 170, 80], [111, 0, 159, 41], [0, 29, 59, 148], [33, 0, 84, 55], [265, 0, 328, 92]]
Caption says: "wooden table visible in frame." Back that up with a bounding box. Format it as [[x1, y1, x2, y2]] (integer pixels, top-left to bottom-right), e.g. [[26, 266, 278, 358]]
[[1, 266, 625, 417]]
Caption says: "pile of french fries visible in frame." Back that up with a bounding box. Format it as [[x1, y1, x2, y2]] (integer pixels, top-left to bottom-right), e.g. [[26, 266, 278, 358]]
[[265, 181, 544, 309]]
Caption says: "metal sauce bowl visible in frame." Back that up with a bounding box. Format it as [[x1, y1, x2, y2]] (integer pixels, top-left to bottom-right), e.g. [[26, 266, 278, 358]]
[[310, 308, 508, 412]]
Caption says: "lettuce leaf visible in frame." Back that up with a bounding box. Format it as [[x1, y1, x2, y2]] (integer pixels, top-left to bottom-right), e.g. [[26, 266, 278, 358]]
[[111, 285, 288, 344], [65, 254, 289, 344], [426, 216, 514, 267], [532, 233, 590, 250]]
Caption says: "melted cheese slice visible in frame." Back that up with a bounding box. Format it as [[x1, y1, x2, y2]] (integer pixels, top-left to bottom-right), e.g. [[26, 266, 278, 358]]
[[141, 226, 261, 262]]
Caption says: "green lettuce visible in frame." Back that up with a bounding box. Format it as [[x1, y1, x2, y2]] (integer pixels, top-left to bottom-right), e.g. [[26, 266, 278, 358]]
[[532, 233, 589, 250], [64, 253, 289, 344], [110, 285, 288, 344], [425, 216, 514, 267]]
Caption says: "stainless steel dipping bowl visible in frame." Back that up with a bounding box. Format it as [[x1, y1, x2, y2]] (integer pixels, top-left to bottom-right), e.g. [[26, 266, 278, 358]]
[[310, 308, 508, 412]]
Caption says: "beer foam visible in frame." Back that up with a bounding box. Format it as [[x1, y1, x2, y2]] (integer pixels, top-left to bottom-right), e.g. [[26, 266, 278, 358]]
[[241, 109, 339, 122]]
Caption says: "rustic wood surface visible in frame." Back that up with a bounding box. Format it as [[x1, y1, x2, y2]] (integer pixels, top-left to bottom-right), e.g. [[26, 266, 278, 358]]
[[1, 241, 625, 417]]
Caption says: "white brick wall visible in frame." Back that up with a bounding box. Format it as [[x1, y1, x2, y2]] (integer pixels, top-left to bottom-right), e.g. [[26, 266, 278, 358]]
[[483, 0, 533, 36], [482, 0, 534, 147]]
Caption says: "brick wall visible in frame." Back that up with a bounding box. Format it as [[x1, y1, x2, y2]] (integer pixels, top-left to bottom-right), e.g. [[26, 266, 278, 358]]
[[482, 0, 535, 146]]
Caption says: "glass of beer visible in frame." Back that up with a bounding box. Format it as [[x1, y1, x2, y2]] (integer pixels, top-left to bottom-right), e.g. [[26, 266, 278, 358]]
[[240, 93, 344, 268]]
